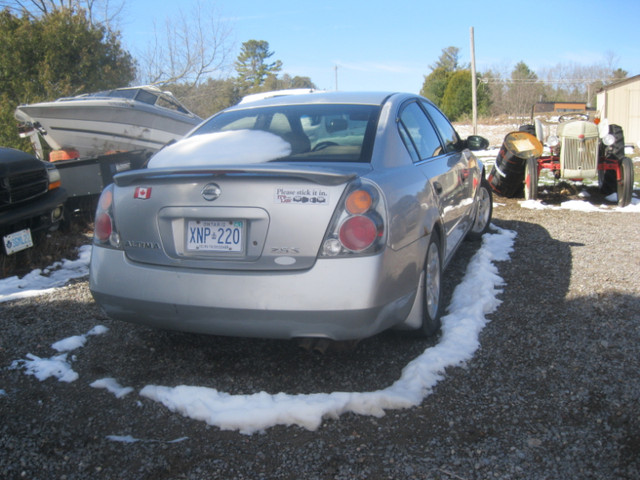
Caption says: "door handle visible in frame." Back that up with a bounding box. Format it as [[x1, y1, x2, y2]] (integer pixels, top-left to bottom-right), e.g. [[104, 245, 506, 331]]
[[433, 181, 443, 195]]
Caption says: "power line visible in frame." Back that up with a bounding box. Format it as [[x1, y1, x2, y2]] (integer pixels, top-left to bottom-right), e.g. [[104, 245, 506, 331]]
[[480, 78, 610, 85]]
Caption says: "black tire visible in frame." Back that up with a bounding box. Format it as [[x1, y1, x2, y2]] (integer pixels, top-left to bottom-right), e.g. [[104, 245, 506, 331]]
[[467, 176, 493, 241], [599, 169, 617, 195], [419, 234, 443, 337], [617, 157, 634, 207], [524, 157, 538, 200]]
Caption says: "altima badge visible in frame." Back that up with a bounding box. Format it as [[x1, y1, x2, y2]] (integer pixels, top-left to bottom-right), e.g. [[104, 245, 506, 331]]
[[202, 183, 221, 201]]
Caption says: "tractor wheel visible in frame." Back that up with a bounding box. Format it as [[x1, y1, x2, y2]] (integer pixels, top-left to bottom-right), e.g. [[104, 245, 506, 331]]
[[524, 157, 538, 200], [600, 124, 626, 195], [617, 157, 634, 207], [599, 170, 617, 195]]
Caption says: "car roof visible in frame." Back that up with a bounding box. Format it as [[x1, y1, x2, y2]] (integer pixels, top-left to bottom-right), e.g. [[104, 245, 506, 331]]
[[226, 91, 402, 110]]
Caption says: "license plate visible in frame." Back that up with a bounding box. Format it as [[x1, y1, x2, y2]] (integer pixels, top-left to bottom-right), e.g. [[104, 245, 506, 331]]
[[186, 220, 244, 252], [3, 228, 33, 255]]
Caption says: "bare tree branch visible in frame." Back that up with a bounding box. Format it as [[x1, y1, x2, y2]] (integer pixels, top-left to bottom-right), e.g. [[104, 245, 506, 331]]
[[136, 0, 233, 89], [0, 0, 124, 30]]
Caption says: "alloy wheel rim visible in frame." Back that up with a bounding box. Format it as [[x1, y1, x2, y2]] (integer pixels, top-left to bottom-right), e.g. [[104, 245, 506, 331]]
[[473, 188, 490, 232], [425, 242, 440, 319]]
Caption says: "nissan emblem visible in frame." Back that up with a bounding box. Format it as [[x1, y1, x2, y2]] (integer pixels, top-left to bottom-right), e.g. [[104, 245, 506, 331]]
[[201, 183, 221, 201]]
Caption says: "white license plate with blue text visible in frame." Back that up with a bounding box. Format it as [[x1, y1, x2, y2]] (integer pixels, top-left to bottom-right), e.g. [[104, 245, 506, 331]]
[[187, 220, 244, 252], [3, 228, 33, 255]]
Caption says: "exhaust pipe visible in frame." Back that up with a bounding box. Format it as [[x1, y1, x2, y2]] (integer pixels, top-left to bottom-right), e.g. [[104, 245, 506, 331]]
[[296, 337, 360, 354]]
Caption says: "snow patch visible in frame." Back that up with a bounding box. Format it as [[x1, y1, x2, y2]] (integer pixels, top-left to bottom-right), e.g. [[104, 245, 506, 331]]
[[90, 378, 134, 398], [0, 245, 91, 303], [11, 326, 109, 383], [52, 335, 87, 353], [521, 196, 640, 212], [106, 435, 189, 444], [11, 353, 78, 383], [52, 326, 109, 352]]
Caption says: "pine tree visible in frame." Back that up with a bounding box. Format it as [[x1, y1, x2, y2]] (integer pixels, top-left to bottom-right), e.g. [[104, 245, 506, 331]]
[[234, 40, 282, 93]]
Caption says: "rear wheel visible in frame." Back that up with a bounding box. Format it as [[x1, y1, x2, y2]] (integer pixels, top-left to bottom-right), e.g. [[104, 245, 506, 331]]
[[420, 234, 443, 337], [617, 157, 634, 207], [524, 157, 538, 200], [467, 176, 493, 241]]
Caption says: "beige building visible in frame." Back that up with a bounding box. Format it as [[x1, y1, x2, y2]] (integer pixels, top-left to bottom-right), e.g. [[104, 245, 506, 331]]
[[597, 74, 640, 148]]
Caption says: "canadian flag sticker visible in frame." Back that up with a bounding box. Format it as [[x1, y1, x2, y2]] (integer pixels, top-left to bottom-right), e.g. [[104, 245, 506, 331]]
[[134, 187, 152, 199]]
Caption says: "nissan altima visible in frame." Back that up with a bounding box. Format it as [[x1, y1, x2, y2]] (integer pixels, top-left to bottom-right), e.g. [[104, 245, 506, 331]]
[[89, 91, 492, 340]]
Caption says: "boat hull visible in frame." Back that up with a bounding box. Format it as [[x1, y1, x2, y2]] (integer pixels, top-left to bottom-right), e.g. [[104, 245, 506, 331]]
[[15, 97, 202, 158]]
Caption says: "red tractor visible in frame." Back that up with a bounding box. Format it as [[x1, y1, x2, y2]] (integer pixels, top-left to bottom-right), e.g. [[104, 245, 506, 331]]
[[489, 115, 634, 207]]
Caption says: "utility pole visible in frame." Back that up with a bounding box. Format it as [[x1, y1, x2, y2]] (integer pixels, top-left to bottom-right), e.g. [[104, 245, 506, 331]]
[[470, 27, 477, 135]]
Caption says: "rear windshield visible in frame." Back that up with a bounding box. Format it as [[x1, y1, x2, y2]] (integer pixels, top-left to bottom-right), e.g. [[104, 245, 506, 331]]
[[190, 104, 381, 163]]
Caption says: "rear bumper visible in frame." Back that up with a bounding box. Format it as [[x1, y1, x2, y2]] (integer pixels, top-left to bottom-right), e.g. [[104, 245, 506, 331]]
[[89, 246, 418, 340]]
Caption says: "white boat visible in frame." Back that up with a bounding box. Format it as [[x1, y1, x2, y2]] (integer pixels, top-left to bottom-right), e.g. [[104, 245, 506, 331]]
[[15, 86, 203, 159]]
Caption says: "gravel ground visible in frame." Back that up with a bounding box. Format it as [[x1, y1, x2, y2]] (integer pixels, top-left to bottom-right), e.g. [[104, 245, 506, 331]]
[[1, 189, 639, 480]]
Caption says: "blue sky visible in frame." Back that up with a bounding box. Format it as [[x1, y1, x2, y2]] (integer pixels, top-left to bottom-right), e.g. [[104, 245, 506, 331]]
[[118, 0, 640, 93]]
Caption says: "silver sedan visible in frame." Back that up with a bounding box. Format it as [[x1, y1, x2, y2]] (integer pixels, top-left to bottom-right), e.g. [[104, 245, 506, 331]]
[[89, 91, 492, 340]]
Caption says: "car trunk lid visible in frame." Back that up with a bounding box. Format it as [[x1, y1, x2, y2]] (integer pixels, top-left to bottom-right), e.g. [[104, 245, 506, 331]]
[[112, 165, 362, 271]]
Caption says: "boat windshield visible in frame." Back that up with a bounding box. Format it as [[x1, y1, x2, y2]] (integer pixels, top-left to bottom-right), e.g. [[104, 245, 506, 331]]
[[189, 103, 381, 163], [88, 88, 193, 115], [109, 89, 138, 100], [154, 94, 192, 115]]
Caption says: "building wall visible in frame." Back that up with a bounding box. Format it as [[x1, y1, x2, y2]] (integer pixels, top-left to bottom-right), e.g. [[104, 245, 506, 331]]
[[597, 75, 640, 147]]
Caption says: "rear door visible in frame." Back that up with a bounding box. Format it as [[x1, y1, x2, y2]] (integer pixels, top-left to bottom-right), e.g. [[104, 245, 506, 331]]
[[421, 100, 475, 225], [397, 100, 474, 258]]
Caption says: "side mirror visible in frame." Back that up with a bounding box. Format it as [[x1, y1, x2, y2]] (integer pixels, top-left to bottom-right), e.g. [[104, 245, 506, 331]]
[[466, 135, 489, 151]]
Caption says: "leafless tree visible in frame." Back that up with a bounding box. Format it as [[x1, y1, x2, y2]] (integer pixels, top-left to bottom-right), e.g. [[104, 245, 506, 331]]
[[135, 1, 233, 89], [538, 56, 626, 106], [0, 0, 124, 30]]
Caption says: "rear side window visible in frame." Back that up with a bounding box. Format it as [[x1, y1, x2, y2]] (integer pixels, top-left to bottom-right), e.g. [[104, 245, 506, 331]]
[[398, 102, 443, 162], [421, 101, 461, 153]]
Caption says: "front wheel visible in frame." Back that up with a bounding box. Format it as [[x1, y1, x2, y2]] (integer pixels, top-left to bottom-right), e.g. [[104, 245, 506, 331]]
[[419, 234, 443, 337], [467, 176, 493, 241], [617, 157, 634, 207], [524, 157, 538, 200], [599, 169, 616, 195]]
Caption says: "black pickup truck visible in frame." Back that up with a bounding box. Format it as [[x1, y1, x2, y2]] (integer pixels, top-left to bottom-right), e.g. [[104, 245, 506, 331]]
[[0, 147, 67, 255]]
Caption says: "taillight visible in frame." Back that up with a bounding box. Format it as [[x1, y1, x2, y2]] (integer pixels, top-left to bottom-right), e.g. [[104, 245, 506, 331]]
[[345, 189, 372, 214], [339, 215, 378, 252], [93, 184, 121, 249], [94, 212, 112, 242], [321, 181, 385, 257]]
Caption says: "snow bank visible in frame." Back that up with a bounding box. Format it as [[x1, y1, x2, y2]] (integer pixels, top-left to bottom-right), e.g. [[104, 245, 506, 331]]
[[140, 226, 516, 434]]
